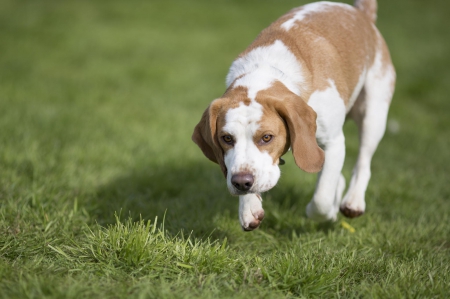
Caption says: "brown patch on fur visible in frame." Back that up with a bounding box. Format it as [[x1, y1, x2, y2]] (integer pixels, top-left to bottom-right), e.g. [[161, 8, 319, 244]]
[[192, 86, 253, 177], [192, 99, 227, 177], [256, 81, 324, 173], [253, 104, 290, 165], [235, 3, 380, 105], [194, 80, 325, 174], [354, 0, 377, 23], [222, 85, 252, 107]]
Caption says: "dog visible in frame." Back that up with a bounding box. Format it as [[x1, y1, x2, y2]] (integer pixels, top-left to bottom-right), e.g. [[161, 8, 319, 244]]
[[192, 0, 395, 231]]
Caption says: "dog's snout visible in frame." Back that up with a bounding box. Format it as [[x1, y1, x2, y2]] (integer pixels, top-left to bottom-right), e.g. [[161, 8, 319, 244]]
[[231, 173, 254, 191]]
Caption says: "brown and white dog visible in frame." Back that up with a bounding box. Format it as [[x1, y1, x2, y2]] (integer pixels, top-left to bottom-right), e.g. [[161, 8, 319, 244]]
[[192, 0, 395, 231]]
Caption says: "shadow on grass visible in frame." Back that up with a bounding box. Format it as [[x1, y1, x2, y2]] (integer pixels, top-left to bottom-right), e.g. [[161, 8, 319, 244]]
[[261, 183, 338, 236], [92, 160, 336, 240], [92, 161, 236, 238]]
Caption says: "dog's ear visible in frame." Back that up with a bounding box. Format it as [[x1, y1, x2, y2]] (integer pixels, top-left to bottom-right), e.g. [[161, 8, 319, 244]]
[[192, 99, 227, 177], [273, 94, 325, 173]]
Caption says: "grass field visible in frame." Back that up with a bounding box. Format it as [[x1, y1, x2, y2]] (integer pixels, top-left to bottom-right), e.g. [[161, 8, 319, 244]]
[[1, 0, 449, 298]]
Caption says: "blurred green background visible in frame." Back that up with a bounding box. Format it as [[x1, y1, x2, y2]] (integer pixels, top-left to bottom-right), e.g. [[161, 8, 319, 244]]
[[1, 0, 449, 298]]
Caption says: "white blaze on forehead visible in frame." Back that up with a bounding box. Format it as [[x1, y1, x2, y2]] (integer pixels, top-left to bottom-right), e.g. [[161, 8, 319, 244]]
[[222, 101, 280, 194], [226, 40, 304, 99], [281, 1, 354, 31], [222, 101, 263, 136]]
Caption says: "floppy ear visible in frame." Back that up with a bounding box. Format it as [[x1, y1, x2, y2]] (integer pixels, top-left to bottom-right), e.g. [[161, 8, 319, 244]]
[[273, 94, 325, 173], [192, 99, 227, 177]]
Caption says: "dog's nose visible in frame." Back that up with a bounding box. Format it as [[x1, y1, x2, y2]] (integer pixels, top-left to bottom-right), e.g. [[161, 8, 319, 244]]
[[231, 173, 254, 191]]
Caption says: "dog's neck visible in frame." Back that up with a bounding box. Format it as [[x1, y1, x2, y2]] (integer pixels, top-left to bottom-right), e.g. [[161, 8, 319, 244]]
[[226, 40, 305, 99]]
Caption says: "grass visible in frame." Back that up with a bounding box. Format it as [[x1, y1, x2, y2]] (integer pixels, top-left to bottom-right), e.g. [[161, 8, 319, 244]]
[[1, 0, 449, 298]]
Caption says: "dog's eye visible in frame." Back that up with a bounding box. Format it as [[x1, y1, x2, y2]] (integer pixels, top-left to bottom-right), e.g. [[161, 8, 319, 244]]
[[261, 134, 273, 143], [222, 135, 233, 144]]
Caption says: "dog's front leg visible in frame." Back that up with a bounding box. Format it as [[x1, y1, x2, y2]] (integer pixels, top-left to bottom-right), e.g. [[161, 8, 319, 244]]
[[306, 132, 346, 222], [239, 193, 265, 231]]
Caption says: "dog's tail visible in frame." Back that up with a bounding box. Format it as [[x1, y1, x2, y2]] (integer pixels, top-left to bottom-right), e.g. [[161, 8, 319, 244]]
[[354, 0, 377, 23]]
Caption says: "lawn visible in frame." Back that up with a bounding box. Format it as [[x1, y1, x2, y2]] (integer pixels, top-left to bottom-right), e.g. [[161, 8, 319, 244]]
[[1, 0, 449, 298]]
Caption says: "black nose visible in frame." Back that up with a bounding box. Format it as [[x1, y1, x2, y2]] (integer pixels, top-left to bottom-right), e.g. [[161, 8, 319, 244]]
[[231, 173, 254, 191]]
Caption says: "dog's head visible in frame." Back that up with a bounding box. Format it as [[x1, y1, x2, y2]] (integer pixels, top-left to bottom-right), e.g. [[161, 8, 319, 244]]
[[192, 81, 324, 195]]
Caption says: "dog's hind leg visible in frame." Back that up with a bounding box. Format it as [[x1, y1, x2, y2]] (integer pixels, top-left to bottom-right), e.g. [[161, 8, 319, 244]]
[[340, 47, 396, 218]]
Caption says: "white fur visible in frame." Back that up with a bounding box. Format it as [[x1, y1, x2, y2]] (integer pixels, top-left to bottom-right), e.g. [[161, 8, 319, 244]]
[[281, 1, 353, 31], [239, 194, 264, 230], [340, 48, 395, 214], [347, 69, 367, 112], [306, 80, 347, 221], [223, 102, 280, 195], [226, 40, 304, 98]]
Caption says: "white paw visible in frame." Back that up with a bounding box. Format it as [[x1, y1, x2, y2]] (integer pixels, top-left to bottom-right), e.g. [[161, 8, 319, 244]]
[[306, 201, 338, 222], [340, 187, 366, 218], [239, 194, 265, 231], [340, 194, 365, 218]]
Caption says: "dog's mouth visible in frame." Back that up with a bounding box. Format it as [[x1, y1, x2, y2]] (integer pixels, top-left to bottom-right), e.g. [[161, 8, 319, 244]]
[[228, 188, 253, 196], [227, 180, 274, 196]]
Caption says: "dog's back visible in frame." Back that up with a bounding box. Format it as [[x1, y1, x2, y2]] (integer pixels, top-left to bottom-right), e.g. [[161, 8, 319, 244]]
[[227, 0, 387, 108]]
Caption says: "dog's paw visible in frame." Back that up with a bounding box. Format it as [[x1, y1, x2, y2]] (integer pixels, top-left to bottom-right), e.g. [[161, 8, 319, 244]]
[[339, 192, 365, 218], [239, 194, 265, 231], [241, 209, 265, 231], [306, 201, 338, 222], [339, 205, 364, 218]]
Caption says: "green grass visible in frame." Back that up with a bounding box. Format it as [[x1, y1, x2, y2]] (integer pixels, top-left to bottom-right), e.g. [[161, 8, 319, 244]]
[[1, 0, 449, 298]]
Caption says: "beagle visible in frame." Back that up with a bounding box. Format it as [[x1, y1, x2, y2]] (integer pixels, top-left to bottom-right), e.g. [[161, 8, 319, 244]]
[[192, 0, 395, 231]]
